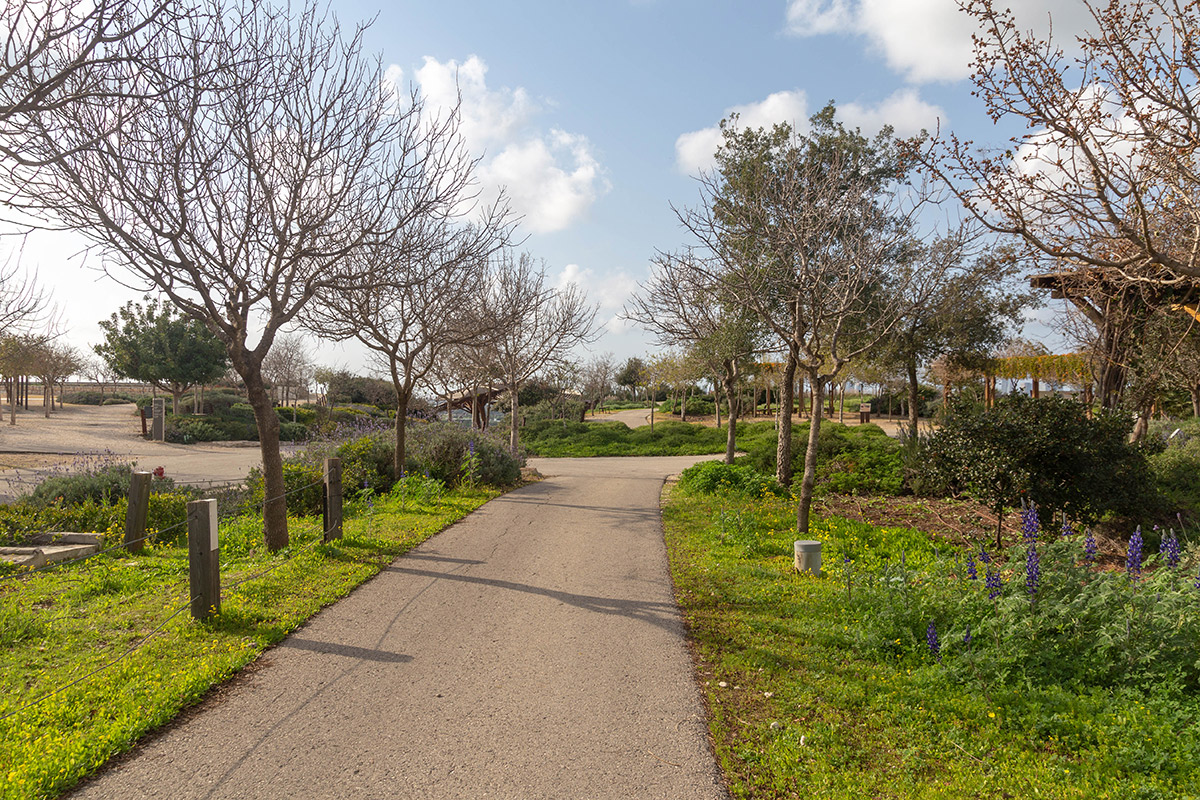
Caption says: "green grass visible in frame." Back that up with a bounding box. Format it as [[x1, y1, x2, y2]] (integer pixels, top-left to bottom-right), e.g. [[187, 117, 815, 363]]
[[662, 485, 1200, 799], [523, 418, 777, 457], [0, 486, 496, 799]]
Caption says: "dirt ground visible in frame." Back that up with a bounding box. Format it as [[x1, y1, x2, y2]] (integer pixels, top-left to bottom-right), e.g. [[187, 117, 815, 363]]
[[0, 400, 289, 500]]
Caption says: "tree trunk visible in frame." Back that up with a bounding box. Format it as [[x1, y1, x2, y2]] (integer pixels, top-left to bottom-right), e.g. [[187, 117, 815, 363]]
[[244, 367, 288, 552], [1191, 383, 1200, 417], [1131, 405, 1151, 443], [714, 378, 721, 428], [509, 382, 520, 454], [172, 386, 184, 417], [393, 389, 409, 477], [681, 387, 688, 423], [43, 380, 50, 417], [907, 357, 920, 439], [776, 346, 798, 487], [798, 375, 825, 536], [838, 381, 845, 424], [723, 369, 738, 465]]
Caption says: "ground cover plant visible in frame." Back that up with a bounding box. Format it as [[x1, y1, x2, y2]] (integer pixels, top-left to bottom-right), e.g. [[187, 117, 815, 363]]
[[0, 482, 497, 800], [521, 418, 777, 457], [740, 422, 903, 496], [663, 477, 1200, 798]]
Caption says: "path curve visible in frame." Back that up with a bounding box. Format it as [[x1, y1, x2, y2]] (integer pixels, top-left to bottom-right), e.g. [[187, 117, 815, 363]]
[[70, 455, 727, 800]]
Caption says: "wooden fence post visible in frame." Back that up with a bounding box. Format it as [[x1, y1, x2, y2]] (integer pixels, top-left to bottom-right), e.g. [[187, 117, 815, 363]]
[[124, 471, 151, 553], [323, 457, 342, 542], [188, 499, 220, 621]]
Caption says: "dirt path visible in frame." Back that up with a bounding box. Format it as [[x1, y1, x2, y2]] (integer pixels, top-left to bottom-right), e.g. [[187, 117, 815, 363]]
[[0, 402, 287, 499], [69, 455, 727, 799]]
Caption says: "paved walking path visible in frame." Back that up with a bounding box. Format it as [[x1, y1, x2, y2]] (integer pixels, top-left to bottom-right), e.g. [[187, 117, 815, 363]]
[[70, 456, 727, 800]]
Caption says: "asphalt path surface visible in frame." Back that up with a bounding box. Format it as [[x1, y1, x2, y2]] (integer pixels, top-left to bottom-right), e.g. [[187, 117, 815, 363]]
[[70, 455, 727, 800]]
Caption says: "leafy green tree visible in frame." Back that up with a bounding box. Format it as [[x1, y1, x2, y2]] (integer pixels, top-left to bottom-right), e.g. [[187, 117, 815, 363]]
[[874, 246, 1033, 438], [615, 357, 646, 402], [924, 394, 1151, 547], [94, 298, 228, 414], [682, 105, 965, 532]]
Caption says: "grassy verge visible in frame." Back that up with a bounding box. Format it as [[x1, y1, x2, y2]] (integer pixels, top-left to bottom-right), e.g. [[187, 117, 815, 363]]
[[524, 418, 777, 457], [662, 484, 1200, 799], [0, 486, 496, 800]]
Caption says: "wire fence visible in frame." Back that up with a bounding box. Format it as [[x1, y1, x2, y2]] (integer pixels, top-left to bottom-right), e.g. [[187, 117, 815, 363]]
[[0, 476, 328, 588], [2, 471, 342, 724]]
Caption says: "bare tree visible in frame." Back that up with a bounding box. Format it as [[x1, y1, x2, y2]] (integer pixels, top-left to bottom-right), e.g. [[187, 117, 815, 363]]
[[934, 0, 1200, 290], [579, 352, 614, 417], [0, 259, 51, 336], [486, 251, 598, 453], [261, 333, 313, 410], [306, 215, 512, 474], [625, 250, 763, 463], [11, 0, 479, 550], [0, 0, 171, 164]]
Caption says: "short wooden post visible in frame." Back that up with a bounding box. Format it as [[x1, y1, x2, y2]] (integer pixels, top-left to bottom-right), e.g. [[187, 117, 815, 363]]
[[794, 540, 822, 575], [151, 397, 165, 441], [188, 499, 220, 621], [323, 457, 342, 542], [124, 471, 152, 552]]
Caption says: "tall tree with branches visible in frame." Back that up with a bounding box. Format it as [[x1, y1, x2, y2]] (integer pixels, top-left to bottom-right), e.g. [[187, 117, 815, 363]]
[[485, 251, 598, 454], [681, 107, 964, 534], [12, 0, 479, 550], [933, 0, 1200, 290]]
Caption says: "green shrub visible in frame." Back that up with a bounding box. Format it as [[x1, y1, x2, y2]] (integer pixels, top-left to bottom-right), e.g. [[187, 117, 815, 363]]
[[741, 421, 903, 495], [245, 460, 324, 516], [918, 395, 1153, 531], [278, 421, 309, 442], [406, 423, 522, 487], [62, 391, 144, 406], [1147, 437, 1200, 519], [678, 460, 789, 498], [29, 463, 174, 507], [658, 396, 716, 417]]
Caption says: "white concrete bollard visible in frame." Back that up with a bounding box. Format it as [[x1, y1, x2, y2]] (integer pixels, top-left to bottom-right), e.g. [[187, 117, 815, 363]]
[[794, 540, 822, 575]]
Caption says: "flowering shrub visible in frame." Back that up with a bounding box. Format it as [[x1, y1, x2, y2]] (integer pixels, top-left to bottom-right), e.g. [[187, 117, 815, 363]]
[[851, 522, 1200, 692]]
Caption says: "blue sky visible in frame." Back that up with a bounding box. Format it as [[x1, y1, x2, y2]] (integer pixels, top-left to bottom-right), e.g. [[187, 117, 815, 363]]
[[29, 0, 1087, 377]]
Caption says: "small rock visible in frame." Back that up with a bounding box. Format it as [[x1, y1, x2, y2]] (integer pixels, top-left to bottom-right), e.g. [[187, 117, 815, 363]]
[[717, 681, 728, 688], [763, 691, 774, 698], [770, 721, 782, 731]]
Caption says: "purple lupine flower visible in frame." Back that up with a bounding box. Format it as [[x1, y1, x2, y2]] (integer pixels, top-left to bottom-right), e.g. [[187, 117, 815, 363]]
[[966, 556, 977, 580], [1026, 542, 1040, 601], [1061, 516, 1075, 538], [927, 620, 940, 662], [1194, 565, 1200, 591], [1126, 526, 1144, 580], [963, 625, 972, 648], [1021, 504, 1039, 543], [1084, 528, 1098, 562], [986, 566, 1003, 600], [1163, 530, 1181, 569], [979, 546, 991, 565]]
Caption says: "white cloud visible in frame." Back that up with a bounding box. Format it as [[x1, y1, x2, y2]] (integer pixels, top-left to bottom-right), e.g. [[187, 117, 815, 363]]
[[400, 56, 606, 234], [839, 88, 945, 137], [674, 90, 809, 174], [785, 0, 1093, 84], [675, 87, 945, 174], [555, 262, 639, 335]]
